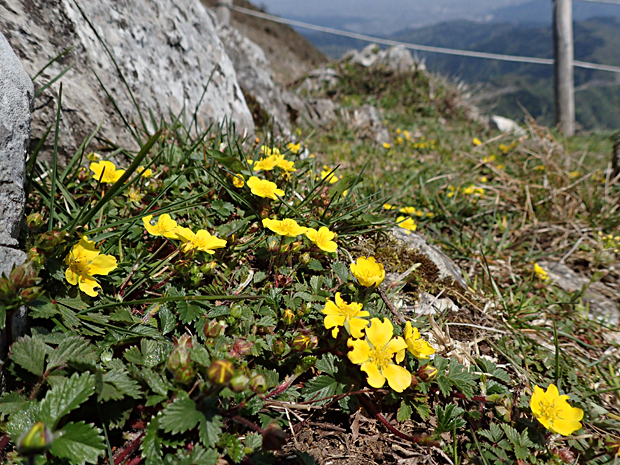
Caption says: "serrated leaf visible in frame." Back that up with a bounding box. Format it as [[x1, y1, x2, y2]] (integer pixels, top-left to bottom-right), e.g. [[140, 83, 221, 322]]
[[186, 445, 219, 465], [413, 401, 431, 421], [6, 402, 38, 441], [330, 262, 349, 283], [141, 368, 170, 396], [10, 335, 49, 376], [38, 372, 95, 429], [50, 421, 106, 465], [303, 375, 340, 406], [141, 340, 168, 368], [124, 346, 143, 365], [191, 346, 211, 367], [437, 375, 452, 397], [0, 392, 28, 417], [48, 336, 97, 371], [198, 411, 223, 448], [310, 275, 322, 294], [447, 360, 476, 399], [308, 259, 323, 271], [100, 368, 142, 400], [177, 301, 202, 323], [315, 353, 337, 375], [256, 315, 277, 327], [142, 417, 163, 465], [159, 397, 203, 435], [159, 304, 176, 335], [397, 399, 413, 422], [244, 432, 262, 451]]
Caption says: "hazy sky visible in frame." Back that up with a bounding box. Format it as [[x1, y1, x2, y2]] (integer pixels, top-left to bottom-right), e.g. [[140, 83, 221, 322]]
[[255, 0, 531, 33]]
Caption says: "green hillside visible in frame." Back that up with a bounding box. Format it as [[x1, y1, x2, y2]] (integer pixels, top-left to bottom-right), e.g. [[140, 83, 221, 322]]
[[302, 17, 620, 130]]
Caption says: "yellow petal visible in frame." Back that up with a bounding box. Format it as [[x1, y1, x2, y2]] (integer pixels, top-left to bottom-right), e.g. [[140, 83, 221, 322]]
[[321, 300, 341, 316], [348, 317, 370, 339], [382, 364, 412, 392], [323, 314, 346, 331], [365, 318, 393, 350], [65, 268, 79, 286], [176, 226, 195, 242], [385, 336, 408, 355], [78, 275, 100, 297], [360, 361, 385, 388], [395, 348, 405, 364], [347, 338, 371, 365], [90, 254, 118, 276]]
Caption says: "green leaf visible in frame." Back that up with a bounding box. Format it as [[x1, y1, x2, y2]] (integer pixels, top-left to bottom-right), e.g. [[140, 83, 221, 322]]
[[397, 399, 413, 422], [6, 402, 38, 442], [413, 401, 431, 421], [159, 397, 203, 435], [186, 445, 219, 465], [447, 359, 476, 399], [315, 353, 338, 375], [177, 301, 202, 323], [0, 392, 28, 417], [50, 421, 106, 465], [124, 346, 143, 365], [198, 411, 223, 448], [141, 368, 170, 396], [38, 372, 95, 429], [191, 346, 211, 368], [159, 304, 176, 335], [219, 433, 244, 463], [303, 375, 340, 406], [142, 417, 163, 465], [99, 368, 142, 401], [48, 336, 97, 371], [244, 432, 262, 452], [10, 335, 49, 376], [330, 262, 349, 283], [308, 259, 323, 271]]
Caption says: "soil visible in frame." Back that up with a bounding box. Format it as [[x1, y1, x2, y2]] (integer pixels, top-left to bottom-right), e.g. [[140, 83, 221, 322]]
[[200, 0, 327, 85]]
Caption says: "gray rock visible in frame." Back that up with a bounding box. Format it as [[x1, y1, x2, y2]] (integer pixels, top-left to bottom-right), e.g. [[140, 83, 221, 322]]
[[351, 104, 391, 145], [306, 98, 338, 127], [0, 0, 254, 159], [491, 115, 526, 136], [539, 261, 620, 326], [216, 24, 291, 134], [343, 44, 422, 74], [0, 33, 33, 248], [298, 67, 339, 94], [391, 227, 469, 289]]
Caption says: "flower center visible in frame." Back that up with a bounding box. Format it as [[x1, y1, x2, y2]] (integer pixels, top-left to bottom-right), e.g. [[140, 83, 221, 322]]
[[538, 400, 562, 422], [70, 258, 91, 276], [369, 347, 391, 369]]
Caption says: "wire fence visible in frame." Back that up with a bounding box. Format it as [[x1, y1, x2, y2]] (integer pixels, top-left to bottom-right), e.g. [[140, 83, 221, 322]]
[[575, 0, 620, 5], [232, 5, 620, 74]]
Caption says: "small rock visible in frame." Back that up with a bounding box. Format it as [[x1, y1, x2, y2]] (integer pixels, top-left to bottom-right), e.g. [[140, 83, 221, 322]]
[[306, 98, 338, 127], [343, 44, 422, 74], [351, 104, 390, 145], [297, 67, 339, 94], [491, 115, 526, 136], [539, 261, 620, 326], [391, 227, 469, 290], [413, 292, 459, 316]]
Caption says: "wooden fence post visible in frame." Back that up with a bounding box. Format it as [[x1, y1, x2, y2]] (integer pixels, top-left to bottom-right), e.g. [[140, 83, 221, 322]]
[[216, 0, 232, 25], [553, 0, 575, 136]]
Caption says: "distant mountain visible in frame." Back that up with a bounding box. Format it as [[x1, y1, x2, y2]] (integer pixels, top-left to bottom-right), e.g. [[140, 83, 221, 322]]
[[298, 16, 620, 129], [489, 0, 620, 24]]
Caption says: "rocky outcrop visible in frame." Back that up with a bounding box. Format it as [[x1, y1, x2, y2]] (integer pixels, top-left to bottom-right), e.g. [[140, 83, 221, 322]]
[[351, 104, 391, 145], [343, 44, 424, 74], [216, 24, 291, 134], [0, 32, 31, 268], [0, 0, 254, 159]]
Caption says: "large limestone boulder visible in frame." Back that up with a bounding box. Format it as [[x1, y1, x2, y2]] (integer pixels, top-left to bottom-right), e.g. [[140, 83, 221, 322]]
[[0, 0, 254, 159], [216, 24, 291, 134], [342, 44, 423, 74]]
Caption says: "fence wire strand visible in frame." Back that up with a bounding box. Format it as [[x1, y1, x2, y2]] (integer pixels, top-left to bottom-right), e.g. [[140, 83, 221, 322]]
[[232, 5, 620, 74]]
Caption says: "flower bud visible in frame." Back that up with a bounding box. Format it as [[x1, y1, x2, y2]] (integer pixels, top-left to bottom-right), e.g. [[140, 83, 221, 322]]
[[272, 339, 287, 356], [174, 364, 196, 384], [17, 421, 53, 455], [229, 303, 244, 319], [299, 252, 311, 265], [294, 356, 317, 376], [229, 338, 253, 358], [26, 213, 45, 229], [282, 309, 296, 325], [207, 359, 235, 385], [417, 365, 438, 382], [291, 334, 318, 352], [200, 262, 216, 275], [174, 334, 193, 349], [290, 241, 302, 252], [35, 230, 68, 251], [19, 287, 42, 303], [0, 278, 16, 300], [230, 374, 250, 393], [262, 423, 287, 450], [266, 237, 280, 253], [10, 262, 38, 289], [249, 373, 267, 393], [203, 319, 223, 338]]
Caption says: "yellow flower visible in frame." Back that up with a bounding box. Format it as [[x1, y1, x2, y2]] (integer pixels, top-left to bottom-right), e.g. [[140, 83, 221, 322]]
[[260, 145, 281, 157], [569, 170, 581, 179], [320, 166, 339, 184], [473, 138, 482, 146], [137, 166, 153, 178], [383, 203, 396, 210], [177, 228, 227, 254], [275, 156, 296, 173], [322, 292, 369, 338], [350, 256, 385, 287], [64, 237, 117, 297], [396, 321, 435, 361], [483, 155, 496, 163], [530, 384, 583, 436], [246, 176, 284, 200], [232, 174, 245, 188], [90, 160, 125, 184], [447, 186, 457, 198], [252, 155, 279, 172], [305, 226, 338, 252], [262, 218, 307, 237], [534, 165, 546, 171], [288, 142, 301, 154], [464, 185, 485, 197], [533, 263, 549, 281], [399, 206, 422, 216], [396, 216, 417, 234], [126, 187, 144, 203], [143, 214, 180, 239], [382, 142, 391, 149], [347, 318, 411, 392]]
